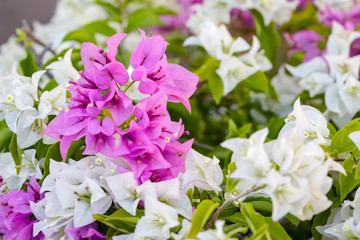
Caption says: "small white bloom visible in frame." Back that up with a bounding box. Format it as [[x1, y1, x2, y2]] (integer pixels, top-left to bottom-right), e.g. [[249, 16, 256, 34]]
[[106, 172, 155, 215], [46, 48, 80, 84], [134, 196, 180, 239], [183, 149, 223, 194]]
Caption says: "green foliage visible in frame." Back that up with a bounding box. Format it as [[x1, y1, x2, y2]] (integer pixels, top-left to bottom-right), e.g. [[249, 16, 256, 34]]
[[0, 121, 12, 152], [65, 139, 85, 162], [238, 71, 277, 100], [251, 10, 281, 65], [64, 29, 97, 43], [207, 71, 224, 105], [187, 200, 220, 238], [39, 142, 62, 184], [84, 20, 117, 36], [195, 57, 223, 104], [126, 7, 174, 33], [331, 118, 360, 155], [241, 202, 291, 240], [94, 0, 119, 16], [9, 134, 24, 175], [311, 208, 331, 240], [226, 120, 252, 139], [267, 117, 285, 139], [19, 50, 39, 77], [93, 209, 143, 239], [64, 20, 117, 44], [42, 79, 59, 92], [340, 157, 360, 201]]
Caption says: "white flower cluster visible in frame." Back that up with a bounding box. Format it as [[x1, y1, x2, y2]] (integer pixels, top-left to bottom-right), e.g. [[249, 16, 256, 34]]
[[30, 152, 217, 240], [287, 22, 360, 127], [184, 20, 272, 95], [0, 48, 81, 149], [31, 156, 115, 239], [0, 149, 42, 193], [314, 0, 355, 11], [187, 0, 298, 27], [222, 99, 344, 221], [317, 188, 360, 239]]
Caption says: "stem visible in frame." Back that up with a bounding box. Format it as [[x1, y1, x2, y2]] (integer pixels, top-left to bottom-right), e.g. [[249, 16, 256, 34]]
[[193, 140, 214, 151], [123, 81, 135, 92], [22, 25, 57, 55], [204, 185, 265, 230]]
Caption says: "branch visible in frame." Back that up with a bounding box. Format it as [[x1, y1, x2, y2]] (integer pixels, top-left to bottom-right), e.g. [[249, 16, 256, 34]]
[[204, 185, 265, 230], [22, 22, 57, 55], [193, 140, 214, 151]]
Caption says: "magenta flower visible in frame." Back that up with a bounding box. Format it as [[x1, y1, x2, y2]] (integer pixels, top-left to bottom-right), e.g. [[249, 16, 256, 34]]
[[318, 3, 360, 30], [81, 33, 129, 89], [130, 29, 198, 112], [65, 222, 105, 240], [0, 176, 44, 240], [284, 30, 325, 62], [157, 0, 204, 33], [230, 8, 254, 30], [114, 91, 191, 183], [83, 116, 116, 156], [45, 30, 197, 183]]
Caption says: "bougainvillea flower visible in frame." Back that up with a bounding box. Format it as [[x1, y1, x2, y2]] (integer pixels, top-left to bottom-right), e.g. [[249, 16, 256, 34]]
[[81, 33, 129, 89], [284, 30, 325, 62], [0, 176, 44, 240]]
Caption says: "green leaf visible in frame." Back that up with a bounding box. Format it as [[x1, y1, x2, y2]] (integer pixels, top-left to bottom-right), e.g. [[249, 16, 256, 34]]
[[83, 20, 117, 36], [264, 217, 292, 240], [226, 119, 239, 139], [207, 72, 224, 105], [223, 223, 248, 237], [285, 213, 300, 226], [106, 228, 121, 240], [311, 208, 331, 240], [267, 118, 285, 139], [238, 123, 253, 136], [36, 140, 51, 160], [63, 29, 96, 43], [251, 10, 281, 64], [39, 142, 62, 184], [42, 79, 59, 92], [241, 202, 265, 232], [9, 134, 24, 175], [249, 224, 270, 240], [331, 118, 360, 153], [94, 0, 120, 16], [187, 199, 220, 238], [126, 8, 170, 33], [340, 157, 360, 201], [327, 122, 337, 137], [249, 201, 272, 214], [226, 212, 248, 225], [19, 50, 39, 77], [0, 125, 12, 152], [93, 209, 143, 234], [241, 203, 291, 240], [65, 139, 85, 162], [195, 57, 220, 82], [238, 71, 275, 99]]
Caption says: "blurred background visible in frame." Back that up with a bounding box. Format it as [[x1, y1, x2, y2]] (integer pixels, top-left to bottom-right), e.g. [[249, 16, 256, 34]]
[[0, 0, 56, 44]]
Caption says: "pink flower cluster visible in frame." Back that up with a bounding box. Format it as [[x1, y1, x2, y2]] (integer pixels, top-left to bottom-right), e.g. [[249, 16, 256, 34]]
[[44, 30, 198, 183], [319, 3, 360, 30], [0, 176, 44, 240]]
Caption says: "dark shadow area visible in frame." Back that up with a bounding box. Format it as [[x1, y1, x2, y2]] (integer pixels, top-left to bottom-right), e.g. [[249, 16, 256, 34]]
[[0, 0, 57, 43]]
